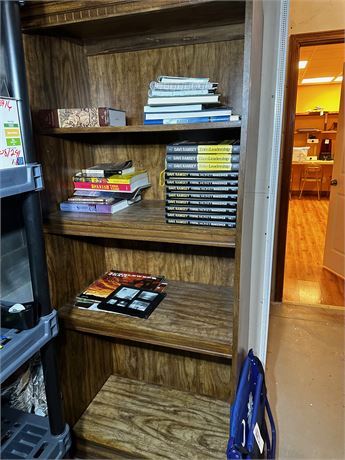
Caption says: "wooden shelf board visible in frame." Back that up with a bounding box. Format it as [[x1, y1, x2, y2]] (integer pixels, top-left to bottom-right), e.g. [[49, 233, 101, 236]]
[[44, 200, 236, 248], [74, 374, 229, 460], [59, 279, 233, 359], [21, 1, 245, 40], [38, 122, 241, 136]]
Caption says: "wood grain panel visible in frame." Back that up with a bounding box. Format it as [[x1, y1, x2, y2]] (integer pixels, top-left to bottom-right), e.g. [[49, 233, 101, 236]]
[[44, 201, 237, 248], [58, 280, 234, 358], [85, 23, 245, 55], [23, 33, 92, 212], [73, 374, 229, 460], [21, 1, 245, 40], [58, 329, 113, 426], [87, 40, 244, 122], [111, 341, 231, 400], [45, 234, 106, 309], [23, 34, 90, 109], [104, 239, 234, 286]]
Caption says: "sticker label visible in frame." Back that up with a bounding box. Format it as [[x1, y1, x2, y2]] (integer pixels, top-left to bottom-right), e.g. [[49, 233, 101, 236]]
[[253, 423, 264, 454]]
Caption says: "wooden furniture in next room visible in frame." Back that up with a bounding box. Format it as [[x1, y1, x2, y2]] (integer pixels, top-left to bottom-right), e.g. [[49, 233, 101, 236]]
[[290, 160, 334, 197]]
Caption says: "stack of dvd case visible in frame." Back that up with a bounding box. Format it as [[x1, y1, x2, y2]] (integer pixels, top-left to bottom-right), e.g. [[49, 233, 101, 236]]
[[164, 140, 240, 228]]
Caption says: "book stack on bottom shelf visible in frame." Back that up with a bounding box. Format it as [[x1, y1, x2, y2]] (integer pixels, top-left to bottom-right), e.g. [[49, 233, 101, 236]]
[[164, 140, 240, 228]]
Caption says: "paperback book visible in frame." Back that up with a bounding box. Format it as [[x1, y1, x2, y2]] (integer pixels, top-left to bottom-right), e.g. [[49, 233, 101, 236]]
[[166, 162, 240, 171], [60, 195, 140, 214], [76, 269, 166, 306], [94, 286, 166, 319], [165, 153, 240, 163]]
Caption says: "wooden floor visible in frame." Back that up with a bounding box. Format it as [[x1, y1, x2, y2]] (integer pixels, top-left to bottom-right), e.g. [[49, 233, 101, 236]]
[[283, 196, 344, 306]]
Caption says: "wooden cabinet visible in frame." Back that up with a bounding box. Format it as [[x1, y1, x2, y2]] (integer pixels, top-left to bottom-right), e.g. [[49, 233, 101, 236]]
[[20, 1, 263, 456]]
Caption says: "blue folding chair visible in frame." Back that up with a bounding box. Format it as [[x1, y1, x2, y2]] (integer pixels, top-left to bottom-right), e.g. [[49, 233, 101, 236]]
[[227, 349, 276, 459]]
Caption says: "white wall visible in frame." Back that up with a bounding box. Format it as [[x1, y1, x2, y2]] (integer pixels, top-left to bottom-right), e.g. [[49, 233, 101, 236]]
[[289, 0, 345, 34]]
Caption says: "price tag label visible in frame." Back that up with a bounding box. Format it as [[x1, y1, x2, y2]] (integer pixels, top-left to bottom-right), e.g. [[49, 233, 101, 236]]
[[253, 423, 264, 454]]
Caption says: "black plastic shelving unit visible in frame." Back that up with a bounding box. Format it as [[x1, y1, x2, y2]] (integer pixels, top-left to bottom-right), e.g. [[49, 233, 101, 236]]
[[0, 2, 71, 459]]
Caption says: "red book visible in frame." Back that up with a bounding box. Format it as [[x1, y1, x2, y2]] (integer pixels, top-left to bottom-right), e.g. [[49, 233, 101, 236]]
[[73, 181, 133, 192]]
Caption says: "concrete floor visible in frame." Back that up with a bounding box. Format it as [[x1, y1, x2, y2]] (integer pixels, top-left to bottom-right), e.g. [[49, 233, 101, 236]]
[[266, 303, 345, 459]]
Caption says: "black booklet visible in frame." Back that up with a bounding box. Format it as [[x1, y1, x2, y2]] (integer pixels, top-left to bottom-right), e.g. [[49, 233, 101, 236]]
[[95, 285, 166, 319]]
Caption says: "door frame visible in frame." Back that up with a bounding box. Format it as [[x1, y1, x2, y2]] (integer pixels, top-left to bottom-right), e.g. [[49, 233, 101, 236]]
[[274, 29, 345, 301]]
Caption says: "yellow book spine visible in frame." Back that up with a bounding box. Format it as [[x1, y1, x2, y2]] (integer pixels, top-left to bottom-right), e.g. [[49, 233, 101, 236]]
[[197, 146, 233, 153], [196, 163, 234, 171], [197, 154, 234, 162]]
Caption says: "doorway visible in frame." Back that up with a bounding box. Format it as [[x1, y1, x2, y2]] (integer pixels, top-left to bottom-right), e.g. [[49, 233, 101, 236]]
[[274, 30, 345, 306]]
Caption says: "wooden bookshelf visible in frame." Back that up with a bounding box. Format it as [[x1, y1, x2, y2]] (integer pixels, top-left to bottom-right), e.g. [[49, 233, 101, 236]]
[[59, 280, 233, 359], [45, 201, 236, 247], [20, 0, 263, 454]]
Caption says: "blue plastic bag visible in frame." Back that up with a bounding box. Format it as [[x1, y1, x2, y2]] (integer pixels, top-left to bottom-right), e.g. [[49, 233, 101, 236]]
[[226, 349, 276, 459]]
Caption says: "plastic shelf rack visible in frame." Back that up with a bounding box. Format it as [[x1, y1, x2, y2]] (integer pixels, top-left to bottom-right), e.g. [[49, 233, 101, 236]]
[[0, 164, 43, 198], [0, 310, 58, 384], [1, 406, 71, 459]]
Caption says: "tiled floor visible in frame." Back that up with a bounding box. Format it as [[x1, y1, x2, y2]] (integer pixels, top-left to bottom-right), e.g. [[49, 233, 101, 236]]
[[266, 302, 345, 459]]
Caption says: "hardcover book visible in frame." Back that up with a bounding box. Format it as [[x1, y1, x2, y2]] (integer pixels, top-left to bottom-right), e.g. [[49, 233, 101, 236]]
[[166, 140, 240, 154], [165, 171, 239, 179], [166, 185, 238, 193], [165, 154, 240, 163], [166, 199, 238, 208], [166, 162, 240, 171], [165, 212, 236, 221], [164, 179, 238, 186], [36, 107, 126, 128], [166, 218, 236, 228], [73, 176, 150, 192], [165, 206, 237, 214], [166, 192, 238, 200], [147, 94, 220, 106]]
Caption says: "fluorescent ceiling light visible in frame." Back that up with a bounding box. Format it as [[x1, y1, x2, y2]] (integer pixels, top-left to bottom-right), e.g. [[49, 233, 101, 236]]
[[298, 60, 308, 69], [334, 76, 343, 82], [302, 77, 334, 84]]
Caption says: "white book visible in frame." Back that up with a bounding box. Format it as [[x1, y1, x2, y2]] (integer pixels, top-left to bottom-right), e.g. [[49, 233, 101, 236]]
[[144, 104, 203, 113], [147, 94, 220, 106], [149, 81, 217, 91], [148, 89, 211, 97], [157, 76, 210, 84], [145, 108, 232, 120]]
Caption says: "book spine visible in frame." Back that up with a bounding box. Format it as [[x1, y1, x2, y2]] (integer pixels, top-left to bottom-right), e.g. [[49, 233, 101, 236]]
[[166, 212, 236, 221], [166, 144, 240, 154], [165, 171, 239, 179], [165, 179, 238, 186], [73, 175, 132, 184], [73, 181, 131, 191], [147, 95, 219, 105], [60, 202, 113, 213], [166, 185, 238, 193], [36, 109, 60, 128], [166, 218, 236, 228], [166, 206, 237, 214], [149, 89, 211, 97], [166, 199, 238, 207], [166, 153, 240, 163], [158, 76, 210, 83], [166, 162, 239, 171], [144, 116, 229, 125], [98, 107, 110, 126], [166, 192, 238, 200]]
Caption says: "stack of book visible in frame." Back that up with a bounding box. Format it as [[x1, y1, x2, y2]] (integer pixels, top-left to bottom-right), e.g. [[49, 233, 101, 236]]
[[59, 161, 150, 214], [144, 76, 240, 125], [75, 269, 167, 319], [164, 140, 240, 228]]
